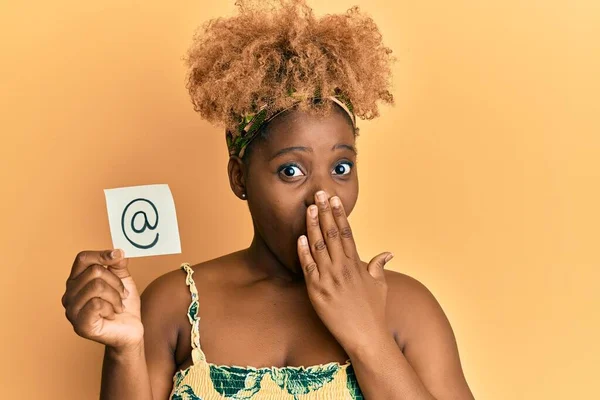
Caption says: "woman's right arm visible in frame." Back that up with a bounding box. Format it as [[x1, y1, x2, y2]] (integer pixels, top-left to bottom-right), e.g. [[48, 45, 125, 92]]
[[62, 250, 177, 400]]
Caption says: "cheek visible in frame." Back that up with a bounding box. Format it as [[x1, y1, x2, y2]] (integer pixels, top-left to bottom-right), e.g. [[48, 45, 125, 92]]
[[341, 181, 359, 216], [275, 200, 306, 234], [252, 199, 306, 265], [251, 198, 302, 234]]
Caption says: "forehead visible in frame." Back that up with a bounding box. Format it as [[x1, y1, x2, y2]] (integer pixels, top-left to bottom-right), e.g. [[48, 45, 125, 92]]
[[260, 107, 356, 153]]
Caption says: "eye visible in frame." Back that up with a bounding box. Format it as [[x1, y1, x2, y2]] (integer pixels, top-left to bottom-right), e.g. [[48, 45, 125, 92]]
[[279, 164, 304, 178], [332, 161, 353, 176]]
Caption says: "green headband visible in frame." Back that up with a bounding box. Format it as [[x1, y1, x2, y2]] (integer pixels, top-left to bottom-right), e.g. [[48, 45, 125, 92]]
[[226, 95, 356, 158]]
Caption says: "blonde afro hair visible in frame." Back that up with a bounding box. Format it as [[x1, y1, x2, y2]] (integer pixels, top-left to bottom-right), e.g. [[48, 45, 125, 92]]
[[183, 0, 394, 133]]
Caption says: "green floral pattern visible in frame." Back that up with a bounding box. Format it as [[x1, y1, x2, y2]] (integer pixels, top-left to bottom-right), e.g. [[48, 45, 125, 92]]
[[209, 366, 267, 399], [171, 384, 203, 400], [270, 362, 340, 398], [345, 365, 364, 400]]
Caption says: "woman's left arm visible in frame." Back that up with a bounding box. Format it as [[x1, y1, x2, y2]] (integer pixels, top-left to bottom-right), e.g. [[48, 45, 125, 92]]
[[347, 272, 475, 400]]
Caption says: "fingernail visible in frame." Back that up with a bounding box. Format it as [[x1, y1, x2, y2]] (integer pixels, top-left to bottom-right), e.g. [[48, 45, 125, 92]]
[[309, 205, 318, 217], [316, 191, 326, 202], [330, 196, 341, 207], [111, 249, 121, 259], [384, 253, 394, 263], [300, 235, 308, 246]]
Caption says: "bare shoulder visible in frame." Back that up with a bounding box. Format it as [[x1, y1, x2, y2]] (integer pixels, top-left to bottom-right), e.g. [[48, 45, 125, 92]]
[[140, 251, 243, 319], [140, 252, 238, 307], [140, 263, 189, 306], [383, 268, 437, 306], [382, 269, 450, 346], [139, 263, 192, 345]]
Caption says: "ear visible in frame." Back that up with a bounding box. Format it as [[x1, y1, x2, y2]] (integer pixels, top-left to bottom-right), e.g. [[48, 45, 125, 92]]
[[228, 155, 246, 200]]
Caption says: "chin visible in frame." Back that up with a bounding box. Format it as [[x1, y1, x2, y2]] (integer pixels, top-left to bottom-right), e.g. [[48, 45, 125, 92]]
[[280, 230, 306, 276]]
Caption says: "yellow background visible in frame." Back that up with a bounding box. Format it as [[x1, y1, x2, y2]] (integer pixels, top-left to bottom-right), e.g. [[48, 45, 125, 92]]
[[1, 0, 598, 398]]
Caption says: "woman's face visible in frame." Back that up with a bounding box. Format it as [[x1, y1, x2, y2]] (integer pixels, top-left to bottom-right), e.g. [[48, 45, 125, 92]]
[[239, 106, 359, 275]]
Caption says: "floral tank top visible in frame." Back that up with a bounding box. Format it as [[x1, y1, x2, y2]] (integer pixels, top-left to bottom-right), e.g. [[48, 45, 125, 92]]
[[170, 263, 365, 399]]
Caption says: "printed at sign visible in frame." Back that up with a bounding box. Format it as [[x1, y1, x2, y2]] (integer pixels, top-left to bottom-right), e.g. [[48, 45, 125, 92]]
[[103, 184, 182, 258]]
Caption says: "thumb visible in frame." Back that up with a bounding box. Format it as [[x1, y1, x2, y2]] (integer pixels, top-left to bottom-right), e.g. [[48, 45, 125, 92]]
[[105, 249, 131, 280], [367, 252, 394, 280]]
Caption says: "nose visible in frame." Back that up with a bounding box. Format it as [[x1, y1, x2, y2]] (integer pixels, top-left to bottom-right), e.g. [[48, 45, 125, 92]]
[[303, 174, 337, 208]]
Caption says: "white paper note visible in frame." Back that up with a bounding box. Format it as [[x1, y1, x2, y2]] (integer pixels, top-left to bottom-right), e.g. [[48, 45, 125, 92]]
[[103, 184, 182, 258]]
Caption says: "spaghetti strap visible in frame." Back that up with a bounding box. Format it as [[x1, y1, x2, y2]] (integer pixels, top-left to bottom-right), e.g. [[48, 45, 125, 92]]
[[180, 262, 206, 365], [171, 262, 364, 399]]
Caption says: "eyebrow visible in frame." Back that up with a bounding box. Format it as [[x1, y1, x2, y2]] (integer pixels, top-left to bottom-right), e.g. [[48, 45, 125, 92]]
[[269, 144, 357, 161], [269, 146, 312, 161], [333, 144, 357, 155]]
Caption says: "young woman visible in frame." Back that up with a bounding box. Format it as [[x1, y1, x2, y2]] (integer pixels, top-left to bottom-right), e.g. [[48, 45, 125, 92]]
[[62, 1, 475, 398]]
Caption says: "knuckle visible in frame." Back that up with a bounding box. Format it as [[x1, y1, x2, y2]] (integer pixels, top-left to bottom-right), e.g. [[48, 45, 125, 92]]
[[341, 264, 353, 281], [304, 262, 318, 275], [89, 264, 105, 278], [314, 239, 327, 252], [332, 207, 344, 217], [340, 226, 353, 239], [61, 292, 72, 308], [317, 286, 331, 299], [326, 227, 339, 239], [90, 278, 106, 292], [89, 297, 104, 310], [76, 251, 88, 265], [331, 274, 343, 287], [65, 308, 72, 322]]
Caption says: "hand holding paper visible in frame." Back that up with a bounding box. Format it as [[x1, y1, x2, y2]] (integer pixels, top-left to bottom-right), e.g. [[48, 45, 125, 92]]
[[61, 184, 182, 353], [61, 248, 143, 351]]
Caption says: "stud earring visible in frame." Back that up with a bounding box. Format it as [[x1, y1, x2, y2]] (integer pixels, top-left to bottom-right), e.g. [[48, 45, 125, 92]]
[[241, 193, 246, 199]]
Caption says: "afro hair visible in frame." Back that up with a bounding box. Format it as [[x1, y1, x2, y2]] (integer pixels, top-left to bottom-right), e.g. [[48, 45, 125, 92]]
[[183, 0, 394, 133]]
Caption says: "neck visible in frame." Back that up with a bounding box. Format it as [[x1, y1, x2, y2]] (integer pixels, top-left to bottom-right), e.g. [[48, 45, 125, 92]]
[[243, 232, 304, 285]]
